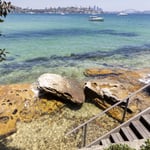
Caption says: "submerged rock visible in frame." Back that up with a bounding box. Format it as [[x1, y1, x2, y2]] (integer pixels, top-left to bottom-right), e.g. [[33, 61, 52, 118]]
[[36, 73, 85, 104]]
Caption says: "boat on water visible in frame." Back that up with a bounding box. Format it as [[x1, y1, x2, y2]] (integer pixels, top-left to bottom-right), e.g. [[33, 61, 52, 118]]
[[89, 15, 104, 21], [60, 12, 65, 15], [118, 12, 128, 16]]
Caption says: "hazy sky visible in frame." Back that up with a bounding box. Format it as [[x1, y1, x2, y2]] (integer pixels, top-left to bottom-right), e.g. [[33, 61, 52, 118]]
[[10, 0, 150, 11]]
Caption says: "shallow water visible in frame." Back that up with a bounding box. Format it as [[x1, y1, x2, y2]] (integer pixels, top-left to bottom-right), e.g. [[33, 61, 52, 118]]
[[0, 13, 150, 84]]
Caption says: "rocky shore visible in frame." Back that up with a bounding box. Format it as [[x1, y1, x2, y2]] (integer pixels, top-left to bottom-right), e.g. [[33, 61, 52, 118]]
[[0, 67, 150, 149]]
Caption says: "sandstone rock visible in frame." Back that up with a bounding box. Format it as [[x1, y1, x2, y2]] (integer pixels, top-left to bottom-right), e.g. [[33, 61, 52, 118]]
[[0, 83, 64, 138], [84, 68, 145, 101], [84, 80, 125, 103], [83, 68, 150, 120], [36, 73, 85, 104], [84, 68, 120, 77]]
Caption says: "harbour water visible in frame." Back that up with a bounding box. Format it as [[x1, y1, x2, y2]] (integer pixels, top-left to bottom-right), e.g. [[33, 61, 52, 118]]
[[0, 13, 150, 84]]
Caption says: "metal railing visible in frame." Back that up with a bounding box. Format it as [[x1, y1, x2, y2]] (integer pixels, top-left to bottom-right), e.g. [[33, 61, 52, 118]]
[[87, 106, 150, 148], [66, 83, 150, 147]]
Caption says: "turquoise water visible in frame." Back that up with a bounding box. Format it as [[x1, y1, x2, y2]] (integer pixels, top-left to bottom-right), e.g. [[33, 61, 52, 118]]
[[0, 13, 150, 84]]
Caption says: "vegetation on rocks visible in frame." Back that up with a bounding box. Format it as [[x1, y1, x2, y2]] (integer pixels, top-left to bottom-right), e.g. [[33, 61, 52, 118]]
[[0, 1, 12, 18], [104, 139, 150, 150], [104, 143, 136, 150], [140, 139, 150, 150]]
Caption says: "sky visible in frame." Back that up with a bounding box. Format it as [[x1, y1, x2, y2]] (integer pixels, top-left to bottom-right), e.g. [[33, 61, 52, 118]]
[[9, 0, 150, 11]]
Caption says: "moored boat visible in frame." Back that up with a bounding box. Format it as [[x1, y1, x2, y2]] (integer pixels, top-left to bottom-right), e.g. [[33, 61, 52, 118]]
[[89, 15, 104, 21], [118, 12, 128, 16]]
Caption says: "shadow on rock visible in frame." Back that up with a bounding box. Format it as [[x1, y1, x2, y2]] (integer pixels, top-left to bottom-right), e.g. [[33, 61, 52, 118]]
[[144, 85, 150, 96], [0, 139, 19, 150], [39, 91, 83, 111]]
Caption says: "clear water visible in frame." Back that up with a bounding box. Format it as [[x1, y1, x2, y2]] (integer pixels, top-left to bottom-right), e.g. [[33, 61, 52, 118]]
[[0, 13, 150, 84]]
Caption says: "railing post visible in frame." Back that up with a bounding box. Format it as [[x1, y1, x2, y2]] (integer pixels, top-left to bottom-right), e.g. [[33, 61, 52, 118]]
[[82, 124, 87, 147], [121, 98, 129, 123]]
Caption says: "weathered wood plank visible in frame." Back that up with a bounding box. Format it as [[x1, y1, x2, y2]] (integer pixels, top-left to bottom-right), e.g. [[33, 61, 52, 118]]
[[110, 133, 124, 143], [141, 114, 150, 131], [131, 120, 150, 139], [101, 138, 111, 146], [120, 126, 138, 141]]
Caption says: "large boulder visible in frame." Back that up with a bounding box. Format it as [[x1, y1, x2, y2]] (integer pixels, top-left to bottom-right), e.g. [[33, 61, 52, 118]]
[[35, 73, 85, 104]]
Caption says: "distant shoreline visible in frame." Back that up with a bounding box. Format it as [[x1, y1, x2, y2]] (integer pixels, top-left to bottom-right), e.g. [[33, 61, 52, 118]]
[[12, 6, 150, 15]]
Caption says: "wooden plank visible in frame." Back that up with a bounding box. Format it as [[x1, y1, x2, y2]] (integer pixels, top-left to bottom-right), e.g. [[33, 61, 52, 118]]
[[120, 127, 138, 141], [110, 133, 124, 143], [101, 138, 111, 146], [142, 114, 150, 123], [131, 120, 150, 139], [141, 114, 150, 131], [127, 126, 139, 140], [116, 133, 124, 142]]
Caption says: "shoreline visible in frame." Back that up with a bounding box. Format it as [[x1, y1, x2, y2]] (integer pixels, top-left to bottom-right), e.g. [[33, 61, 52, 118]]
[[0, 67, 150, 149], [0, 67, 150, 85]]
